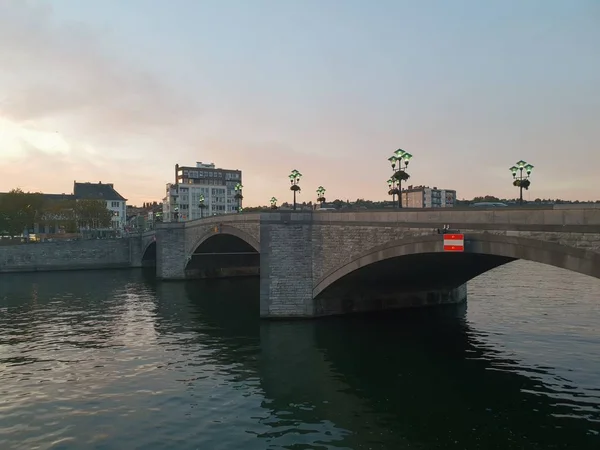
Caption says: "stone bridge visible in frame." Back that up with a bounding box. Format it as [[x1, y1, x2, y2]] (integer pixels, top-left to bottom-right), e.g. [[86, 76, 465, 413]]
[[142, 208, 600, 318]]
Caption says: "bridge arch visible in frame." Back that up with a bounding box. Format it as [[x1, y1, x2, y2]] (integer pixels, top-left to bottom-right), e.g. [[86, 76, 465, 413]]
[[187, 224, 260, 261], [141, 238, 157, 264], [184, 224, 260, 278], [314, 233, 600, 298]]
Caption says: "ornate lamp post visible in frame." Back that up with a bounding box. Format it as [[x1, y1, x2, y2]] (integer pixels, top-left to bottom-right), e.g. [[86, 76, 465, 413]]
[[234, 183, 243, 213], [387, 177, 399, 206], [173, 206, 179, 222], [289, 169, 302, 210], [198, 193, 207, 219], [270, 197, 278, 209], [388, 149, 413, 208], [510, 160, 534, 205], [316, 186, 326, 207]]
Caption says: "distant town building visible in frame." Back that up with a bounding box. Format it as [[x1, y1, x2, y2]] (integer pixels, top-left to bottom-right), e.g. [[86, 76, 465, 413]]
[[0, 181, 127, 235], [401, 185, 457, 208], [162, 162, 242, 222], [127, 202, 162, 230], [73, 181, 127, 229]]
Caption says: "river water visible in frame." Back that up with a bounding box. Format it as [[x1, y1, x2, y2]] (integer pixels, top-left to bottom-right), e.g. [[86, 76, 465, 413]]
[[0, 260, 599, 449]]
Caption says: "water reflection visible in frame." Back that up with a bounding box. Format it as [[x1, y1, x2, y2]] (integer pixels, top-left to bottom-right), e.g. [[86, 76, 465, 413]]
[[0, 263, 599, 449]]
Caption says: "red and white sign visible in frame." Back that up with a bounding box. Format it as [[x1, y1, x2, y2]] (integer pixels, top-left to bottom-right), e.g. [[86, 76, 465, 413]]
[[443, 234, 464, 252]]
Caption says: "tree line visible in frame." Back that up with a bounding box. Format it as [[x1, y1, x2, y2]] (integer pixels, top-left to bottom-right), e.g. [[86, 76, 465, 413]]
[[0, 189, 114, 237], [242, 196, 600, 211], [461, 196, 600, 205]]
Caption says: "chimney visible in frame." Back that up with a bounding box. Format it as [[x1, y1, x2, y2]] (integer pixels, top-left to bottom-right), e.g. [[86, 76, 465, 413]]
[[175, 164, 179, 184]]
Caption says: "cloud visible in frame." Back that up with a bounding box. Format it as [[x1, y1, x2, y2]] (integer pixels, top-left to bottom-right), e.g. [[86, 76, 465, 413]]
[[0, 1, 597, 205], [0, 0, 207, 202], [0, 1, 201, 143], [2, 139, 162, 199]]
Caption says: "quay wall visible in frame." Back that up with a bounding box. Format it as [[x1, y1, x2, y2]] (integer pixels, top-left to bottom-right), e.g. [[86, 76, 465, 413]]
[[0, 239, 140, 274]]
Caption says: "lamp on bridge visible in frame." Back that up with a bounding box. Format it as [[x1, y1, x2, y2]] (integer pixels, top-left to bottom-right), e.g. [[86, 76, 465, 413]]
[[198, 194, 207, 219], [316, 186, 326, 207], [234, 183, 243, 213], [388, 149, 412, 208], [289, 169, 302, 210], [510, 160, 534, 205], [387, 176, 399, 207], [270, 197, 278, 209], [173, 206, 179, 222]]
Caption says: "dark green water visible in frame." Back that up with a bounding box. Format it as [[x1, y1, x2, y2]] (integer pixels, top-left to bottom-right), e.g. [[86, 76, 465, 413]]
[[1, 260, 599, 449]]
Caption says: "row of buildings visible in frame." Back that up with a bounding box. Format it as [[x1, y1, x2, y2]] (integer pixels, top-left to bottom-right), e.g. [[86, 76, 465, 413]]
[[159, 163, 456, 220], [3, 161, 456, 234]]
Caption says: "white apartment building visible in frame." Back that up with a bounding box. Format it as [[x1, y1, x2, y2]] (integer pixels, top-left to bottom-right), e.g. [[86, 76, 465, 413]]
[[162, 162, 242, 222], [401, 185, 457, 208], [73, 181, 127, 229]]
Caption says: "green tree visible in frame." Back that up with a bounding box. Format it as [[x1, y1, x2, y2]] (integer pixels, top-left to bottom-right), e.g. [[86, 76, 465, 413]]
[[75, 200, 113, 229], [41, 199, 77, 233], [0, 189, 46, 236]]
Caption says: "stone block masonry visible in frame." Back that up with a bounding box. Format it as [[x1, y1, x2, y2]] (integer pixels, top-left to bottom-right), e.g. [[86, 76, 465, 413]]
[[260, 213, 314, 317], [0, 239, 135, 273], [156, 222, 187, 280], [257, 210, 600, 318], [149, 207, 600, 318]]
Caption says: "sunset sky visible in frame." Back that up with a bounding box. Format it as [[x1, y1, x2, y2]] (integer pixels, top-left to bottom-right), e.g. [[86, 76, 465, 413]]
[[0, 0, 598, 206]]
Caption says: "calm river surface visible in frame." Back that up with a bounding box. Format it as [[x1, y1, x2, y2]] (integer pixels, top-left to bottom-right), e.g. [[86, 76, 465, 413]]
[[1, 260, 599, 449]]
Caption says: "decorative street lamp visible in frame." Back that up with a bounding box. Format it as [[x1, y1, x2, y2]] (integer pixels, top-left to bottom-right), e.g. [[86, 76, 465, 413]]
[[234, 183, 243, 213], [198, 193, 207, 219], [270, 197, 278, 209], [316, 186, 326, 206], [388, 149, 413, 208], [510, 160, 534, 205], [289, 169, 302, 210], [173, 206, 179, 222], [387, 177, 399, 206]]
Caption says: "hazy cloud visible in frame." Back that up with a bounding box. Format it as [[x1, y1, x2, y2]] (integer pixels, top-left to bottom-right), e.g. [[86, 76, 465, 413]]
[[0, 1, 200, 137], [0, 0, 598, 204]]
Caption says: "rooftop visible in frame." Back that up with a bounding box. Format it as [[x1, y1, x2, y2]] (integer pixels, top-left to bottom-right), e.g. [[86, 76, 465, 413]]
[[73, 182, 127, 201], [177, 162, 241, 172], [43, 193, 76, 201], [404, 185, 456, 192]]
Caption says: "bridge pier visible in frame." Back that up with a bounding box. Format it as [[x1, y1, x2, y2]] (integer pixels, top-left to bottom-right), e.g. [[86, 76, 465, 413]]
[[313, 284, 467, 317], [156, 223, 187, 280], [260, 213, 315, 318]]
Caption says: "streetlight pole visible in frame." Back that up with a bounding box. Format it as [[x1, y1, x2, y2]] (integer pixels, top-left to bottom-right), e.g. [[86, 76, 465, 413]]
[[316, 186, 326, 208], [198, 194, 206, 219], [173, 206, 179, 222], [289, 169, 302, 210], [234, 183, 243, 213], [270, 197, 278, 210], [387, 177, 398, 207], [510, 160, 534, 206], [388, 149, 413, 208]]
